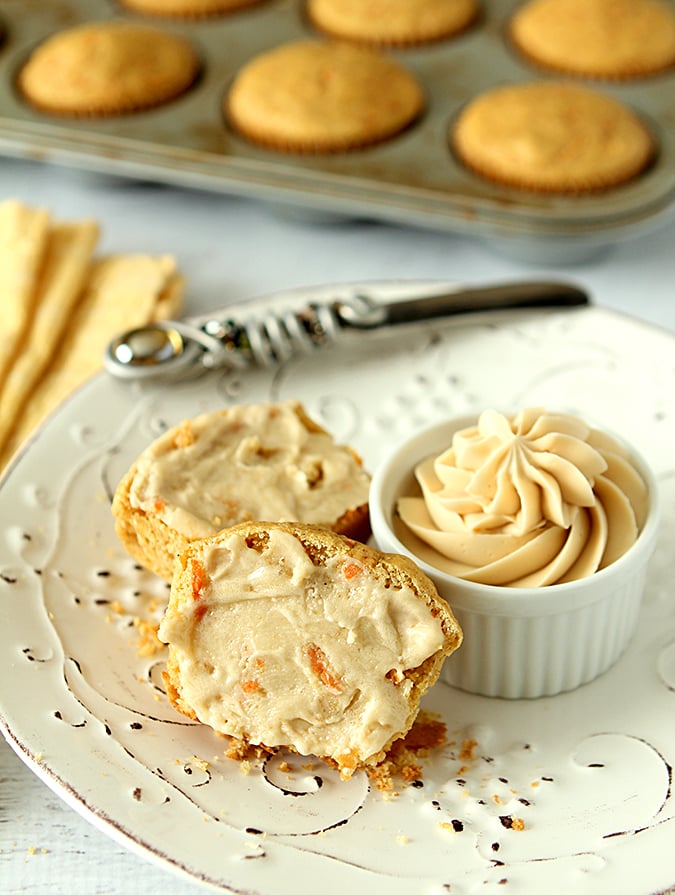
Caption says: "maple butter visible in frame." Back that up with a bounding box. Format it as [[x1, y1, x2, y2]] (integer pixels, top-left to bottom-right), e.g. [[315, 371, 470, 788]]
[[397, 408, 649, 586]]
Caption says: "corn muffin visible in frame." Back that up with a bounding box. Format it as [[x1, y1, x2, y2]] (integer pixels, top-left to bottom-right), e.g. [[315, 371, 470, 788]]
[[159, 521, 463, 777], [509, 0, 675, 79], [451, 81, 655, 193], [119, 0, 265, 17], [18, 22, 199, 116]]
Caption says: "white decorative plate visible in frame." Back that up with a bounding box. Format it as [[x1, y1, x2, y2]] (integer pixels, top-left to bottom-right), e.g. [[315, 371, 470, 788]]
[[1, 282, 675, 895]]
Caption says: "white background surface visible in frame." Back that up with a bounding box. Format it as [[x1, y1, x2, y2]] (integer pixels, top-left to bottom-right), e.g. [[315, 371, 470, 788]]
[[0, 156, 673, 895]]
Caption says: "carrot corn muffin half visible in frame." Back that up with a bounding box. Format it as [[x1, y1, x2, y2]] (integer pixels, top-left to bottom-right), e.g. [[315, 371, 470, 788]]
[[159, 521, 463, 777], [112, 400, 372, 580]]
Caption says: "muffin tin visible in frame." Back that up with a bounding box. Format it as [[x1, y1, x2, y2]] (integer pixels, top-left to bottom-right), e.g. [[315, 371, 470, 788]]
[[0, 0, 673, 261]]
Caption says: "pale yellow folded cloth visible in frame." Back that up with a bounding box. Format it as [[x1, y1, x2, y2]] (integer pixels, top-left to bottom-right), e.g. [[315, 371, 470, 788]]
[[0, 199, 184, 471]]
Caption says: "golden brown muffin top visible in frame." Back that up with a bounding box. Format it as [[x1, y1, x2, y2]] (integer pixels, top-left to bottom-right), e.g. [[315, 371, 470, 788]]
[[225, 39, 424, 153], [307, 0, 479, 46], [451, 81, 655, 193], [510, 0, 675, 79], [18, 21, 199, 116], [118, 0, 265, 17]]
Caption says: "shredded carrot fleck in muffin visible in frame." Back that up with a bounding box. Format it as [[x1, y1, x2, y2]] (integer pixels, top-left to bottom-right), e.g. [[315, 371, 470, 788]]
[[307, 643, 343, 692], [343, 562, 361, 579], [172, 421, 195, 449], [191, 559, 209, 600], [194, 602, 208, 623]]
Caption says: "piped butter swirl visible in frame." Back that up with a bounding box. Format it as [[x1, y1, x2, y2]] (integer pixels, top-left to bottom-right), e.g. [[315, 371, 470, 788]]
[[397, 408, 649, 587]]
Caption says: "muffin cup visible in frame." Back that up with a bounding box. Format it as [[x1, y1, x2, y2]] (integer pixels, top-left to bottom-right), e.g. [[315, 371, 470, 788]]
[[369, 415, 661, 699]]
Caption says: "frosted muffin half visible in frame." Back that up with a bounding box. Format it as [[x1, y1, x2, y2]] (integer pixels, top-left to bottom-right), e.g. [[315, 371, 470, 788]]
[[112, 401, 372, 580], [159, 521, 462, 776]]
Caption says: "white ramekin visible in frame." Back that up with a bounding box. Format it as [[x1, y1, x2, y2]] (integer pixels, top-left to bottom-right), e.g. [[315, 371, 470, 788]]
[[369, 415, 661, 699]]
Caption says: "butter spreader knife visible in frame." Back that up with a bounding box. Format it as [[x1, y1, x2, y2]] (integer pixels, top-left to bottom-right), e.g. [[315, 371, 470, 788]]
[[104, 280, 589, 382]]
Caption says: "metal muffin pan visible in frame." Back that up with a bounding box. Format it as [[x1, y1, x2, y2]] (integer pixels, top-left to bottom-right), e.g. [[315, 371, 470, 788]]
[[0, 0, 673, 261]]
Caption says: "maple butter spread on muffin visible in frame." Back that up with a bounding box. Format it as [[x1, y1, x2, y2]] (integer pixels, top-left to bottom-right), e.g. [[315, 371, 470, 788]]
[[225, 39, 424, 153], [112, 401, 372, 581], [159, 521, 463, 777], [18, 21, 199, 117]]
